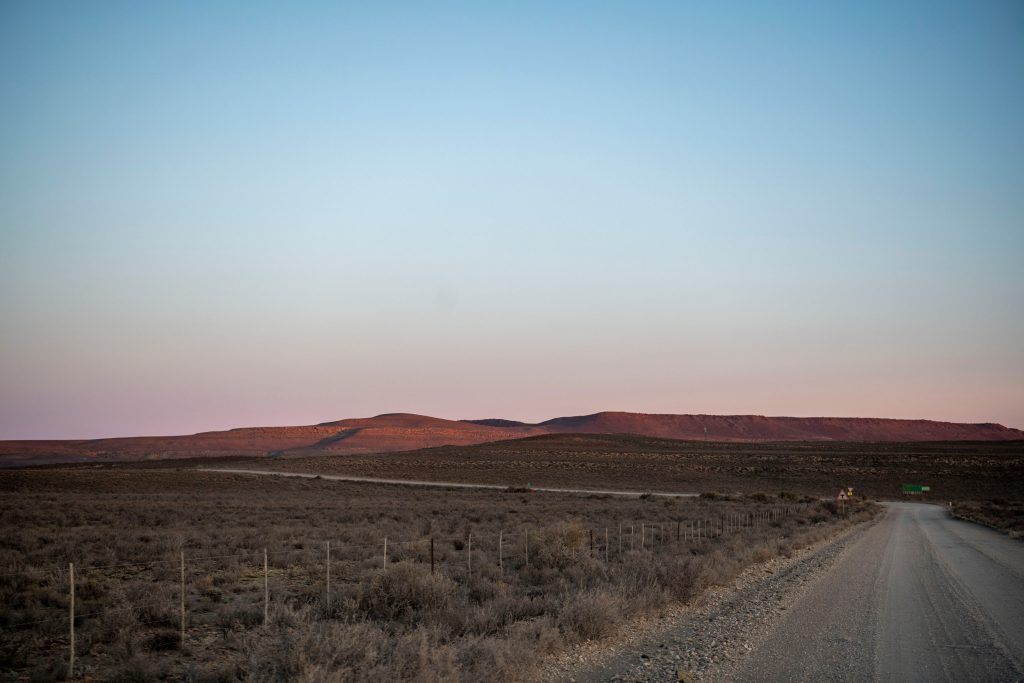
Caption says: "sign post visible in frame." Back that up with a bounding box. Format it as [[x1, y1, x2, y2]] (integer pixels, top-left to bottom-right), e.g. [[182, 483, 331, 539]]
[[836, 488, 849, 515]]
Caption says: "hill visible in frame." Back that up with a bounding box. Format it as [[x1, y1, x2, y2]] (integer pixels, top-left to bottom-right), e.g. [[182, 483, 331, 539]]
[[531, 412, 1024, 442], [2, 411, 1021, 466]]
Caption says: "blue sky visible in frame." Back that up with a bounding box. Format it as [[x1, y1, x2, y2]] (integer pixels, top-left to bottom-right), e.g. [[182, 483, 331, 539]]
[[1, 1, 1022, 438]]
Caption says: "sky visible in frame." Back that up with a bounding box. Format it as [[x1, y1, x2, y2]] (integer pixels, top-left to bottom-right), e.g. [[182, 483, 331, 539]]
[[1, 1, 1022, 439]]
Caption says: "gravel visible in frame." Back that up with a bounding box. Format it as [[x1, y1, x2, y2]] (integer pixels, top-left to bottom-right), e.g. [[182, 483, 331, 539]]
[[540, 520, 874, 683]]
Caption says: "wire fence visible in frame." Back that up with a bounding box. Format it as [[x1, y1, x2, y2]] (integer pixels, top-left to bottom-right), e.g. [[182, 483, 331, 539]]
[[1, 505, 803, 677]]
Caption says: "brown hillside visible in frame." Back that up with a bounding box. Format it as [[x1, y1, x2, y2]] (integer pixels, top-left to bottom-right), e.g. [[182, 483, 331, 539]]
[[536, 412, 1024, 443], [289, 413, 546, 455], [0, 414, 542, 466], [1, 411, 1021, 467]]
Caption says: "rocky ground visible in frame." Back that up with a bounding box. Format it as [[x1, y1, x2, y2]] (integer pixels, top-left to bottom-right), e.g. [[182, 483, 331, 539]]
[[541, 517, 876, 682]]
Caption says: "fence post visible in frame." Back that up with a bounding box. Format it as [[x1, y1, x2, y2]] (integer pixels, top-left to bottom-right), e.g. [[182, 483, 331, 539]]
[[630, 524, 635, 551], [263, 548, 269, 627], [590, 529, 594, 557], [618, 524, 622, 556], [499, 531, 503, 575], [326, 541, 331, 609], [677, 520, 681, 542], [467, 533, 472, 578], [525, 529, 529, 568], [383, 537, 388, 571], [180, 551, 186, 647], [430, 537, 435, 575], [605, 528, 609, 562], [68, 562, 74, 679], [641, 523, 645, 550]]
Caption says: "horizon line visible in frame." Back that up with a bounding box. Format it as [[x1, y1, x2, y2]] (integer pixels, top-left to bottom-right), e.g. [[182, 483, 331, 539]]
[[2, 409, 1020, 442]]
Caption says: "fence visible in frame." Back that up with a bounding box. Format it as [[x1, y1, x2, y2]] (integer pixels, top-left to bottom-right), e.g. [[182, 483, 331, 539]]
[[1, 505, 798, 678]]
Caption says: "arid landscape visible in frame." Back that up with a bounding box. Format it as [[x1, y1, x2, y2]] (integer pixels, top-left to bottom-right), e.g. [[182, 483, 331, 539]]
[[3, 2, 1022, 681], [1, 419, 1021, 681], [243, 431, 1024, 502], [0, 467, 868, 682], [2, 411, 1021, 467]]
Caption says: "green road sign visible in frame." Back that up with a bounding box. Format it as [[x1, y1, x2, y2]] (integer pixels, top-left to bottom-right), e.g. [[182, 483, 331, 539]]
[[902, 484, 931, 493]]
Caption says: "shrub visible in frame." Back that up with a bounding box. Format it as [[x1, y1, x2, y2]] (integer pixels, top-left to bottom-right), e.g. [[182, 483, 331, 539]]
[[558, 589, 622, 641], [107, 655, 166, 683], [144, 628, 181, 651], [359, 565, 454, 621]]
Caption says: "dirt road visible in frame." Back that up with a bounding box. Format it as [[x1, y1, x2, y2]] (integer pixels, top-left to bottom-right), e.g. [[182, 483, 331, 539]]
[[198, 467, 699, 498], [566, 502, 1024, 682], [732, 502, 1024, 682]]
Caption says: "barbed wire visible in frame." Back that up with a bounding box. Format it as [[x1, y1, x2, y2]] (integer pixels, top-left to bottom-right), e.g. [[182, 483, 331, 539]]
[[0, 507, 799, 581], [0, 506, 820, 643]]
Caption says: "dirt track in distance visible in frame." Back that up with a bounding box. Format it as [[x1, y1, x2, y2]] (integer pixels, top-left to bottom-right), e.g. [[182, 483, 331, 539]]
[[199, 467, 699, 497]]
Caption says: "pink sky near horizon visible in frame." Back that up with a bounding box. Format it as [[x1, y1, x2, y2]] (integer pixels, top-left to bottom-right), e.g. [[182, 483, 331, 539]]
[[4, 336, 1021, 439], [2, 2, 1022, 440], [3, 259, 1022, 439]]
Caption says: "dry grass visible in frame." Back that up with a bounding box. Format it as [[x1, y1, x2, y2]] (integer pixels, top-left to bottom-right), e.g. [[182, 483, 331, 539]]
[[950, 498, 1024, 538], [0, 468, 872, 681], [245, 434, 1024, 501]]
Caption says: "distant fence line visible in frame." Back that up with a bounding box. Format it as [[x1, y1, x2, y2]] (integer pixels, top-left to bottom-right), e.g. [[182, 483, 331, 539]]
[[2, 505, 803, 678]]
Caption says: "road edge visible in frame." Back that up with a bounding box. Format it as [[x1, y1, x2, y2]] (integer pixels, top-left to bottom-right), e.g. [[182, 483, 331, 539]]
[[539, 510, 881, 682]]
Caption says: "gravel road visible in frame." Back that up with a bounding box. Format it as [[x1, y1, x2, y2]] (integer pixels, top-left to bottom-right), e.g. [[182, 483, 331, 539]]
[[552, 502, 1024, 682], [734, 502, 1024, 682]]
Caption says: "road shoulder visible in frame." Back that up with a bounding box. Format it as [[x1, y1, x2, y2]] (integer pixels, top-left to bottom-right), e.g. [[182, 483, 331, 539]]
[[540, 516, 877, 682]]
